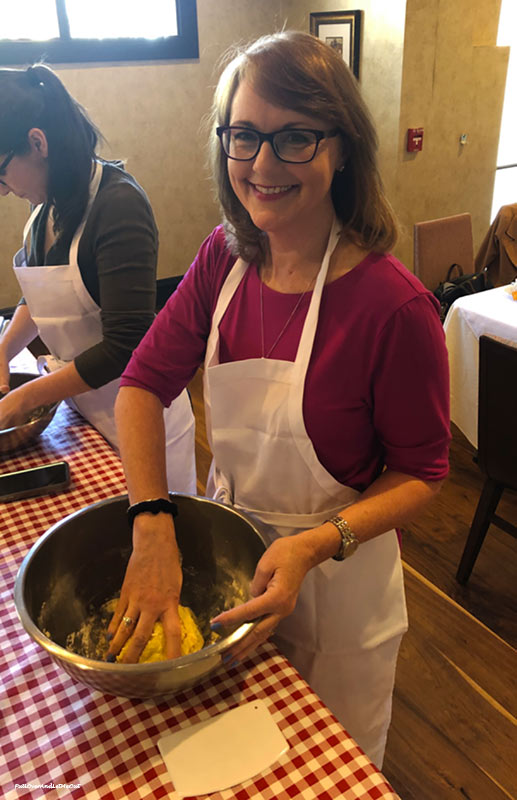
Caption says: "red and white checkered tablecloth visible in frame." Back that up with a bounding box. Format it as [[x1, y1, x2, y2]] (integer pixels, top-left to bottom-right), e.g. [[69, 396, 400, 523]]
[[0, 404, 400, 800]]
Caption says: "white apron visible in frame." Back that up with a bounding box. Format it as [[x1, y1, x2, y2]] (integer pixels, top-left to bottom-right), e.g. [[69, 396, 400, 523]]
[[13, 161, 196, 494], [203, 220, 408, 766]]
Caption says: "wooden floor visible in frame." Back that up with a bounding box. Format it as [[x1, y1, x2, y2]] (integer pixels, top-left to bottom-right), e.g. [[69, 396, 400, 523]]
[[188, 371, 517, 799], [385, 427, 517, 800]]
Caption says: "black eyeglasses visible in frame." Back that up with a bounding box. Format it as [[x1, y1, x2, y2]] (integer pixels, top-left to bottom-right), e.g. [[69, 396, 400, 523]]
[[216, 126, 340, 164], [0, 150, 15, 175]]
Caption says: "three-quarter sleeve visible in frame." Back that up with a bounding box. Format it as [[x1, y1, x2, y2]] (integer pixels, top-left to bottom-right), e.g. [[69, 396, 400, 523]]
[[74, 174, 158, 388]]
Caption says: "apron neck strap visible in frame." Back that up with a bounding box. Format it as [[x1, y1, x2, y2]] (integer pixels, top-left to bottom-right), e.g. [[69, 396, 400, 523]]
[[21, 160, 103, 257], [205, 256, 249, 369], [68, 160, 103, 267], [294, 216, 341, 370], [206, 216, 342, 371]]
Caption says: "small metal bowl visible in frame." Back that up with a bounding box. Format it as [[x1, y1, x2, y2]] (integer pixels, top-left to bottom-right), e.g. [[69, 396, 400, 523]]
[[14, 493, 266, 699], [0, 372, 59, 454]]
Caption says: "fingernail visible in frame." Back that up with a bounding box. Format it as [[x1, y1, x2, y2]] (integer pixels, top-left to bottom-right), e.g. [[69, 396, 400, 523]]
[[222, 652, 232, 663], [106, 653, 116, 663], [210, 621, 222, 631], [229, 659, 240, 669], [106, 632, 113, 642]]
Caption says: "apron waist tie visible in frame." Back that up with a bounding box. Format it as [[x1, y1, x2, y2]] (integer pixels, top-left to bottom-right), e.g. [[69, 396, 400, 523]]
[[212, 478, 354, 530], [237, 503, 350, 530]]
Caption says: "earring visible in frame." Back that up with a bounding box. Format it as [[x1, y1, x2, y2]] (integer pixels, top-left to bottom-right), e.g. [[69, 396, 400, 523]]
[[337, 164, 345, 173]]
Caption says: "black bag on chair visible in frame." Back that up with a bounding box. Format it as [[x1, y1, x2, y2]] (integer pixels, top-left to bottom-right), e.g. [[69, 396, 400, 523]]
[[433, 264, 492, 322]]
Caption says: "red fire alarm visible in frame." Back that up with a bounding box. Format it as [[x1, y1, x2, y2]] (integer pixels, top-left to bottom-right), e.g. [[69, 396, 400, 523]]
[[407, 127, 424, 152]]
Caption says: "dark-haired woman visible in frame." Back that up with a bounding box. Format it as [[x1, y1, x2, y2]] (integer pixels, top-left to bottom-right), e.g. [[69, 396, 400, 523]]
[[109, 32, 450, 766], [0, 65, 196, 492]]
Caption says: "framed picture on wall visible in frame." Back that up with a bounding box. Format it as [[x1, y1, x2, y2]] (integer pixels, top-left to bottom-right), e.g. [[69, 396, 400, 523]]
[[309, 10, 362, 79]]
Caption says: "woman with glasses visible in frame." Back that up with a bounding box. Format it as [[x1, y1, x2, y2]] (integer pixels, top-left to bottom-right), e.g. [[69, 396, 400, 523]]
[[110, 32, 449, 766], [0, 64, 196, 493]]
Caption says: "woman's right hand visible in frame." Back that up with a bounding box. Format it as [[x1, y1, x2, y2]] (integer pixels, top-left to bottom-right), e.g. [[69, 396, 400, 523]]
[[0, 383, 35, 428], [105, 513, 183, 663]]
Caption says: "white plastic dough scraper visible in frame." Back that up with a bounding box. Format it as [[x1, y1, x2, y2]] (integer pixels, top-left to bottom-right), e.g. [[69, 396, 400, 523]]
[[157, 699, 289, 797]]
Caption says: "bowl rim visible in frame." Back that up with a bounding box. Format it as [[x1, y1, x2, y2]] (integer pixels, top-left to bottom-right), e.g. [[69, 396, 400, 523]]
[[0, 404, 59, 437], [0, 372, 59, 437], [14, 492, 266, 672]]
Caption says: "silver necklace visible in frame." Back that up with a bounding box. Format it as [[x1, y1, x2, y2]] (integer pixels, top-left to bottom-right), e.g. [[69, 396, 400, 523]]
[[259, 271, 317, 359]]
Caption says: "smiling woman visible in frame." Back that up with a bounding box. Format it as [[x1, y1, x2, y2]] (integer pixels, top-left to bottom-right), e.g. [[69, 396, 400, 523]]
[[112, 31, 450, 771]]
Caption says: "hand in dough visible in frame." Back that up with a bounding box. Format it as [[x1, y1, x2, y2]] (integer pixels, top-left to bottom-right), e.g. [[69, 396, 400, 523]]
[[117, 605, 204, 663]]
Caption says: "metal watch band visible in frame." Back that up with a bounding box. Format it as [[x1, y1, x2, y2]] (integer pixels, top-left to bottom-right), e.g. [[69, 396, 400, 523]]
[[326, 515, 359, 561], [127, 498, 178, 527]]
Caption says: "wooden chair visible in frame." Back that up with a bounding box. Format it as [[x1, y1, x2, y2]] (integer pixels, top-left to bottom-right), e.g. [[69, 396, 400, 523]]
[[413, 213, 474, 291], [456, 335, 517, 583]]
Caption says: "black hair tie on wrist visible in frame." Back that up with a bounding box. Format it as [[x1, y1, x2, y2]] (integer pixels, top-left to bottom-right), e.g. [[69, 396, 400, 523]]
[[127, 498, 178, 527]]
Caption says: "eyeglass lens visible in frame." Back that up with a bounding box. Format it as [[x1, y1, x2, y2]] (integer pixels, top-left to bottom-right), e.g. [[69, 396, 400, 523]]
[[222, 128, 320, 163]]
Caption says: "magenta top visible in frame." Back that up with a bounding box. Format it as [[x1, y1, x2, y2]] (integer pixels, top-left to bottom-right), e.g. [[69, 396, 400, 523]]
[[121, 226, 450, 491]]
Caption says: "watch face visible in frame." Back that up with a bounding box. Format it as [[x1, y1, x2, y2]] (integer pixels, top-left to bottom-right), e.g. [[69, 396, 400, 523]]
[[343, 534, 359, 558]]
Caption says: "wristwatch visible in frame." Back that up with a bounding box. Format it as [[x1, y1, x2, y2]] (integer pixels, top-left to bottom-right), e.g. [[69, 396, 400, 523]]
[[326, 516, 359, 561]]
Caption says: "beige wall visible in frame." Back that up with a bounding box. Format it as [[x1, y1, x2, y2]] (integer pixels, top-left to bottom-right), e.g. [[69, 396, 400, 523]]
[[394, 0, 508, 268], [283, 0, 508, 270], [0, 0, 509, 308]]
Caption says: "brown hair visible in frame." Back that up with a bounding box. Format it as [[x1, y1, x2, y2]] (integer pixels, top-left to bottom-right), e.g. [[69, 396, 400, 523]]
[[210, 30, 398, 264]]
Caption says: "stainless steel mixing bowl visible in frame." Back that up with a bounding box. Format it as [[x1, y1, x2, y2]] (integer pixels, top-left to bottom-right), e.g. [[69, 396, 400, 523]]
[[0, 372, 59, 454], [14, 493, 267, 699]]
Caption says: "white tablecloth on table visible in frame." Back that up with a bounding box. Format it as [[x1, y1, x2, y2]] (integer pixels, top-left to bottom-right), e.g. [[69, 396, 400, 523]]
[[444, 286, 517, 447]]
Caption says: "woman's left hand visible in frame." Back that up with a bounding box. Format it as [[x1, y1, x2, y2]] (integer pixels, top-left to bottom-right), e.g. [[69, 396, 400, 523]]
[[210, 533, 315, 666]]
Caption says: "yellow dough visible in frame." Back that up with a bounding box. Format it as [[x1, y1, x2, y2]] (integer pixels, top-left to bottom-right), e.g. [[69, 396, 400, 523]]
[[117, 604, 204, 663]]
